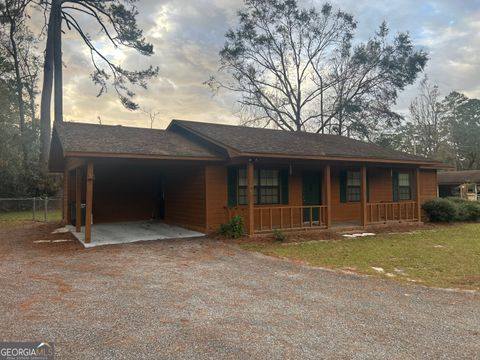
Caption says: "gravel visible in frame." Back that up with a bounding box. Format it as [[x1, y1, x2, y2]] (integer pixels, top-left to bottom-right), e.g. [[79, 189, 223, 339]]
[[0, 222, 479, 359]]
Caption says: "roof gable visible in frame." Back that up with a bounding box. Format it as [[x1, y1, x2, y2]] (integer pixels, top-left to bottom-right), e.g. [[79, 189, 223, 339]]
[[52, 121, 223, 160]]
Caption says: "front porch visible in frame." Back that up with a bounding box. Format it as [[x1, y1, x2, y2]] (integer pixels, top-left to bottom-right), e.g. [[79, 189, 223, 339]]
[[226, 162, 422, 235]]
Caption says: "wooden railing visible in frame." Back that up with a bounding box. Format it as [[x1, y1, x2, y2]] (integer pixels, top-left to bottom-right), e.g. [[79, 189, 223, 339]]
[[227, 205, 328, 233], [227, 202, 418, 233], [366, 201, 418, 224]]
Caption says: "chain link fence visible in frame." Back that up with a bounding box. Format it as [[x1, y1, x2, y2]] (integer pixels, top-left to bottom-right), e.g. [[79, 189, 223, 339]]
[[0, 197, 63, 222]]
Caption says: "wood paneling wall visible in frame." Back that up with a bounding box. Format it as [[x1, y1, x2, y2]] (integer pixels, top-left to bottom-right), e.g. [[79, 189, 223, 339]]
[[164, 166, 206, 232], [419, 169, 438, 203], [205, 165, 229, 232], [330, 167, 361, 222], [368, 167, 392, 203], [67, 166, 85, 225]]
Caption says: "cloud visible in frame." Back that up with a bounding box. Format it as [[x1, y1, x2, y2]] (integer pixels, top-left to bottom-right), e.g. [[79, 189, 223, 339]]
[[30, 0, 480, 128]]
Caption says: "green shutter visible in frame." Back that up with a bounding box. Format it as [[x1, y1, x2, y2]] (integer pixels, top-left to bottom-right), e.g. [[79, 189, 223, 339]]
[[227, 167, 238, 207], [340, 170, 347, 203], [392, 170, 399, 202], [280, 169, 289, 205]]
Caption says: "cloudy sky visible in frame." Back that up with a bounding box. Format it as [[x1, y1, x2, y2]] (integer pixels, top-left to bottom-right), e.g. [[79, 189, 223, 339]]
[[42, 0, 480, 129]]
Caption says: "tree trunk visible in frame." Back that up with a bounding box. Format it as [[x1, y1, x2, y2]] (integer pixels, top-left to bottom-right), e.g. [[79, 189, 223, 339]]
[[53, 0, 63, 123], [39, 3, 56, 167]]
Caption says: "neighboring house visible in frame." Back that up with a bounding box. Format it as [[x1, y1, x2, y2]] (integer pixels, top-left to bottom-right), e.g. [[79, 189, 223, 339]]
[[49, 120, 445, 243], [438, 170, 480, 201]]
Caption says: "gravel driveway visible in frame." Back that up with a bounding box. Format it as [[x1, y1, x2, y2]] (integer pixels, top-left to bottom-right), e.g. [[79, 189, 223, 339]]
[[0, 222, 479, 359]]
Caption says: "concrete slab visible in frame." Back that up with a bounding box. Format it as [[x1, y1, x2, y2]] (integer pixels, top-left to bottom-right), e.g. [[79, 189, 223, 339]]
[[67, 221, 204, 248]]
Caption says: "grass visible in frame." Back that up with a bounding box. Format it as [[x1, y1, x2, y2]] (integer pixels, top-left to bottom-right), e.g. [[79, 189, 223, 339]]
[[241, 224, 480, 290], [0, 209, 62, 222]]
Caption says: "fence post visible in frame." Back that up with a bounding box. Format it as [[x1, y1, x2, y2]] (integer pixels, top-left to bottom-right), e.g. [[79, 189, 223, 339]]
[[32, 197, 36, 221], [44, 196, 48, 222]]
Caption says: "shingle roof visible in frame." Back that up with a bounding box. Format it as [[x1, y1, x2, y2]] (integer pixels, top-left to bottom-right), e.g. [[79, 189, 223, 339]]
[[438, 170, 480, 185], [53, 121, 221, 159], [170, 120, 439, 164], [52, 119, 446, 166]]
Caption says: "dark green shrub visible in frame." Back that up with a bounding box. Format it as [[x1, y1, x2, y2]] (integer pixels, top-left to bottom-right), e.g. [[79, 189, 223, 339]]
[[456, 201, 480, 221], [219, 215, 245, 238], [422, 199, 457, 222], [273, 229, 287, 242]]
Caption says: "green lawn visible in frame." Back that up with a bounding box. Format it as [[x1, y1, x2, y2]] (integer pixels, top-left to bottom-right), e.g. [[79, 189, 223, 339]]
[[0, 209, 62, 222], [241, 224, 480, 290]]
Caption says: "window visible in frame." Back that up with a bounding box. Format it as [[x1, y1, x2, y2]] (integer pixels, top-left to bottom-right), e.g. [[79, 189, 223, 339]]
[[238, 168, 280, 205], [347, 171, 361, 202], [398, 173, 411, 200]]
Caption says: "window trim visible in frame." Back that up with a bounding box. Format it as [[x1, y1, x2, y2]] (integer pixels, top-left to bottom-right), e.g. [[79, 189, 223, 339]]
[[398, 172, 412, 201], [346, 170, 361, 202], [238, 168, 281, 205]]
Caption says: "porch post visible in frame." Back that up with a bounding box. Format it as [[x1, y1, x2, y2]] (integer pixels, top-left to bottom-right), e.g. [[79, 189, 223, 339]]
[[360, 165, 368, 227], [324, 165, 332, 228], [85, 161, 94, 243], [416, 167, 422, 222], [247, 160, 255, 236], [62, 168, 69, 225], [75, 167, 82, 232]]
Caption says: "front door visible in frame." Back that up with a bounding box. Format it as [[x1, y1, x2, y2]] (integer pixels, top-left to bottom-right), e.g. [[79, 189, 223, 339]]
[[303, 172, 322, 222]]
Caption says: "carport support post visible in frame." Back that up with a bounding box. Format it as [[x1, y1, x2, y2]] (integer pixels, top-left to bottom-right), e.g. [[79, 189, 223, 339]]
[[247, 160, 255, 236], [75, 168, 81, 232], [323, 165, 331, 228], [416, 167, 421, 222], [85, 161, 94, 243], [62, 169, 69, 225], [360, 165, 368, 227]]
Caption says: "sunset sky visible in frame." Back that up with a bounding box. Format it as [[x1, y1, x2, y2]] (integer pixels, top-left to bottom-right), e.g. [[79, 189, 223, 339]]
[[39, 0, 480, 129]]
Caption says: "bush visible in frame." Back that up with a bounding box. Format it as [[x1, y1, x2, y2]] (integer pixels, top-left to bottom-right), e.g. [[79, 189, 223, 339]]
[[456, 201, 480, 221], [422, 199, 457, 223], [273, 229, 287, 242], [219, 215, 245, 238]]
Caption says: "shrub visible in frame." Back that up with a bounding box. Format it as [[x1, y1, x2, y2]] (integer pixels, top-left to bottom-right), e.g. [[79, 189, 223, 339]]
[[219, 215, 245, 238], [456, 201, 480, 221], [422, 199, 457, 223], [272, 229, 287, 242]]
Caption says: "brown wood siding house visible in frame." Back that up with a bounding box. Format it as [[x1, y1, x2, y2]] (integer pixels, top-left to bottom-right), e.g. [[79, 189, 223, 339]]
[[49, 119, 446, 243]]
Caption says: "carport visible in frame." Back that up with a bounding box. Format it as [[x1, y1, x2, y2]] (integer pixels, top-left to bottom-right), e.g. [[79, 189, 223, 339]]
[[61, 158, 214, 245], [49, 121, 224, 244]]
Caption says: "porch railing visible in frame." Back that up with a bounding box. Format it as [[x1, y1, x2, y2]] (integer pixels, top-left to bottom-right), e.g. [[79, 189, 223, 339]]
[[366, 201, 418, 224], [227, 205, 328, 233]]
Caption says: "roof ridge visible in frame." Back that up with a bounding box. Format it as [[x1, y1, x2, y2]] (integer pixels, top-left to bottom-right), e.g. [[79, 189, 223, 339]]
[[172, 119, 288, 133], [55, 120, 166, 132]]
